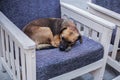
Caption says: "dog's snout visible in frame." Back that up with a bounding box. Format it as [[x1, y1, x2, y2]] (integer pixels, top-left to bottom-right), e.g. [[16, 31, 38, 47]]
[[59, 45, 65, 51]]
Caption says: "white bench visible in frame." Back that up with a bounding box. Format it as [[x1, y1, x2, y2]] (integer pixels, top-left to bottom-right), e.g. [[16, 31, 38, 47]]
[[0, 2, 115, 80], [88, 1, 120, 80]]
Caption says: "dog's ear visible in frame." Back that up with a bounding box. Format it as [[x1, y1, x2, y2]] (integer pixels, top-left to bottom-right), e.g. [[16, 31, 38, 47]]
[[78, 35, 82, 43], [60, 27, 67, 34], [60, 20, 68, 34]]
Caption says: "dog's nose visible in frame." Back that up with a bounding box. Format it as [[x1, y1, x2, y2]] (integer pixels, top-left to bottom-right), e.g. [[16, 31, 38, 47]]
[[59, 46, 65, 51]]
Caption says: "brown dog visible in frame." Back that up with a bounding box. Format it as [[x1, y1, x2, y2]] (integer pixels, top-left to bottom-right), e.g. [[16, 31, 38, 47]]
[[23, 18, 82, 51]]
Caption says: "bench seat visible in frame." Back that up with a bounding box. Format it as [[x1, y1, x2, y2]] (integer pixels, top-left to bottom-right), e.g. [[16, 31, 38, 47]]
[[36, 36, 104, 80]]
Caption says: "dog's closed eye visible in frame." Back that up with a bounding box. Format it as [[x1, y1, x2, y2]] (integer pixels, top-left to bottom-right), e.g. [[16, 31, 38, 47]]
[[78, 35, 82, 43], [69, 32, 73, 35]]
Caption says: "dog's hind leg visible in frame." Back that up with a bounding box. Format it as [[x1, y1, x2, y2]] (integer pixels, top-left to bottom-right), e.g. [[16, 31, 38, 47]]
[[36, 44, 56, 50]]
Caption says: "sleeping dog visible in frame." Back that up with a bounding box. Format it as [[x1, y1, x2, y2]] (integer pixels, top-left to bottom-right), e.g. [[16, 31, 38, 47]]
[[23, 18, 82, 51]]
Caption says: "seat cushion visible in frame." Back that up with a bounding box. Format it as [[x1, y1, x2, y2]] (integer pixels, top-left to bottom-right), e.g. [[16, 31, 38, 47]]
[[0, 0, 61, 30], [36, 36, 104, 80]]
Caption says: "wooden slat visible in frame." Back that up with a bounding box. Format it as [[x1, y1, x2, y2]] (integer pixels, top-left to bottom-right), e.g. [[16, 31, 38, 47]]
[[25, 49, 36, 80], [1, 28, 6, 60], [0, 25, 3, 57], [83, 26, 89, 37], [15, 44, 21, 80], [9, 39, 16, 76], [21, 48, 27, 80], [111, 27, 120, 59], [91, 30, 99, 42], [1, 57, 17, 80], [76, 22, 81, 33], [5, 32, 11, 68]]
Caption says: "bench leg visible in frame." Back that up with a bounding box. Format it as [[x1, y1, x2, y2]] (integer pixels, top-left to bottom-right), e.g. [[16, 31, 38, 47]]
[[91, 66, 105, 80], [111, 27, 120, 60], [112, 75, 120, 80]]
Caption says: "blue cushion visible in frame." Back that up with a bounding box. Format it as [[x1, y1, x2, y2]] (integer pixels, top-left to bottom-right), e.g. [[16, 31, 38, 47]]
[[0, 0, 61, 30], [36, 36, 104, 80], [92, 0, 120, 47]]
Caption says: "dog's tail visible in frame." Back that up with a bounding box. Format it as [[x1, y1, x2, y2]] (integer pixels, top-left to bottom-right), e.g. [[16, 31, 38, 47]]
[[36, 44, 56, 50]]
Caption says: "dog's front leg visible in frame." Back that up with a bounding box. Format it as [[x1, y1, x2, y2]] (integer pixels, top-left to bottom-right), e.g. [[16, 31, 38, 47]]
[[51, 35, 60, 47]]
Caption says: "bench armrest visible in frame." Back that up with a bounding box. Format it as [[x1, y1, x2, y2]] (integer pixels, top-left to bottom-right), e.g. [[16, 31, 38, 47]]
[[88, 2, 120, 21], [0, 11, 36, 80], [61, 2, 115, 30], [60, 2, 115, 60], [0, 11, 35, 49], [88, 2, 120, 26]]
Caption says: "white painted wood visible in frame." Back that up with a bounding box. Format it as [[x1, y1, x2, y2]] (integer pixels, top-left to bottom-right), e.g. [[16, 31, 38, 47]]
[[0, 25, 2, 57], [88, 2, 120, 27], [61, 2, 115, 30], [107, 56, 120, 72], [25, 49, 36, 80], [91, 30, 99, 42], [88, 3, 120, 80], [84, 26, 90, 37], [5, 31, 11, 68], [0, 12, 35, 49], [88, 2, 120, 23], [15, 45, 21, 80], [112, 75, 120, 80], [0, 2, 115, 80], [91, 67, 104, 80], [61, 3, 115, 34], [76, 22, 84, 35], [9, 39, 16, 76], [0, 28, 6, 63], [50, 60, 103, 80], [1, 57, 17, 80], [92, 30, 112, 79], [51, 2, 114, 80], [91, 29, 112, 80], [111, 27, 120, 59], [0, 11, 36, 80], [95, 23, 113, 80], [20, 48, 27, 80], [76, 22, 81, 33]]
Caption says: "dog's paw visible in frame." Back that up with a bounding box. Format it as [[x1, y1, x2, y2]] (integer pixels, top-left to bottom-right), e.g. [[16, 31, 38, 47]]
[[51, 40, 60, 47]]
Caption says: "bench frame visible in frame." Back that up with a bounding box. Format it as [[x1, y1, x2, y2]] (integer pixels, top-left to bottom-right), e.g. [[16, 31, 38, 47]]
[[0, 2, 115, 80], [88, 1, 120, 80]]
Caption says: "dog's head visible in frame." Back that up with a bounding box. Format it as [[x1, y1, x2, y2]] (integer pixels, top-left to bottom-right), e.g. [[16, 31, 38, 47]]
[[59, 20, 82, 51]]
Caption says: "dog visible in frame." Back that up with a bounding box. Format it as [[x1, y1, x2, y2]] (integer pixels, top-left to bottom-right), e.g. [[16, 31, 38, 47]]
[[22, 18, 82, 51]]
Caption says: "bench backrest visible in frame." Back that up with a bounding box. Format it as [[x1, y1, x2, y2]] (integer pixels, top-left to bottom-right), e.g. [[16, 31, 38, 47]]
[[0, 0, 61, 30], [92, 0, 120, 14]]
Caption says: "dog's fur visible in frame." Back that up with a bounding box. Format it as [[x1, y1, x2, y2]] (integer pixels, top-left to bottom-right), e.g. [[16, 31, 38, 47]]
[[23, 18, 82, 51]]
